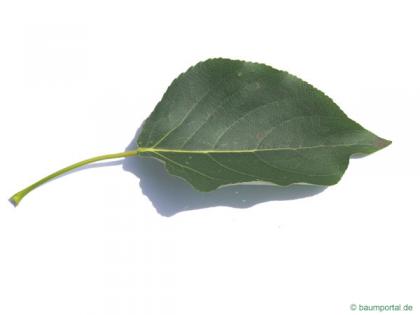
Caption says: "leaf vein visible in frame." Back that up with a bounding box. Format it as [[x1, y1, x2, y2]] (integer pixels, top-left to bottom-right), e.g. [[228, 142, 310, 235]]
[[213, 100, 281, 148], [151, 72, 236, 148], [207, 154, 257, 180], [152, 152, 221, 181], [180, 81, 262, 148], [140, 142, 369, 154], [253, 152, 338, 177]]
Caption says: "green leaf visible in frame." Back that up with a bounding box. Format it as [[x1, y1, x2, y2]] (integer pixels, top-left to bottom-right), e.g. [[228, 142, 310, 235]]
[[9, 58, 391, 206], [137, 58, 390, 191]]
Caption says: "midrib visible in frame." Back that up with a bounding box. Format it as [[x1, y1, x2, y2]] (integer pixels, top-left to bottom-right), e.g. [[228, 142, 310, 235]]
[[137, 143, 365, 154]]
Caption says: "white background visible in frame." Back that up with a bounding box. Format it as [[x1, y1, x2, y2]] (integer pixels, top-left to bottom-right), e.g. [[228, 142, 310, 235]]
[[0, 0, 419, 314]]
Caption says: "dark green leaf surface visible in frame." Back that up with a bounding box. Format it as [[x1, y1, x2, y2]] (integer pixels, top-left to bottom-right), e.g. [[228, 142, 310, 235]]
[[137, 58, 390, 191]]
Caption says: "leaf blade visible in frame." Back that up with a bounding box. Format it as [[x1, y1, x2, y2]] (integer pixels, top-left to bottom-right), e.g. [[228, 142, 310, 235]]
[[137, 58, 390, 191]]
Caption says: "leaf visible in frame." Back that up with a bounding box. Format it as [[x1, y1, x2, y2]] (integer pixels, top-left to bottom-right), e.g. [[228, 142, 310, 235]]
[[9, 58, 391, 206], [137, 58, 391, 191]]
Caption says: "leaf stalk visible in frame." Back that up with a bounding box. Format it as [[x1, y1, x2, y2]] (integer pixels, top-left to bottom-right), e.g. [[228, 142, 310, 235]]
[[9, 150, 139, 207]]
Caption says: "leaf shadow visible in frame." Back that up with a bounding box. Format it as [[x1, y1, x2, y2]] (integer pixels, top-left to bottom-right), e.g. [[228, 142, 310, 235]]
[[121, 127, 328, 216]]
